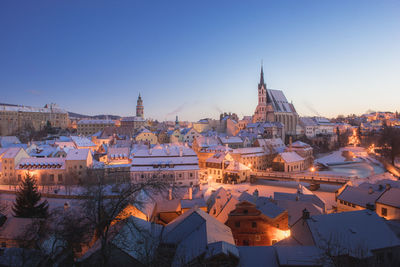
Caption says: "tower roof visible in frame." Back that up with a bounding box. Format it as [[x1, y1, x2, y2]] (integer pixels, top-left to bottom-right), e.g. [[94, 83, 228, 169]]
[[258, 63, 266, 90]]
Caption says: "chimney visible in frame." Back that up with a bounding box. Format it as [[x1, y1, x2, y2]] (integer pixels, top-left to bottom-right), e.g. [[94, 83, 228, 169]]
[[302, 208, 310, 220], [168, 188, 173, 200], [289, 136, 292, 152], [386, 183, 391, 190], [179, 147, 183, 157], [188, 186, 193, 200], [253, 189, 259, 198], [368, 186, 374, 194]]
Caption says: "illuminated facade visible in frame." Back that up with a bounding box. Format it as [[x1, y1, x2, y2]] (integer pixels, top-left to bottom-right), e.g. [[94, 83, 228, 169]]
[[0, 103, 69, 135], [252, 66, 299, 136]]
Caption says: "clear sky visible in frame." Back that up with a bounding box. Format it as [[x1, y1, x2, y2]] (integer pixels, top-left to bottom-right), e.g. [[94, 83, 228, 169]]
[[0, 0, 399, 121]]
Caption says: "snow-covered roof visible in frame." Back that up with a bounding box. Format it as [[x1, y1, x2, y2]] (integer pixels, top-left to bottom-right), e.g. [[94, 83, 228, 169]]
[[274, 185, 325, 211], [238, 246, 278, 267], [0, 136, 21, 147], [239, 192, 286, 219], [66, 148, 91, 161], [195, 136, 220, 148], [376, 187, 400, 208], [232, 147, 265, 156], [71, 136, 96, 147], [279, 152, 305, 163], [0, 216, 35, 239], [274, 246, 323, 266], [0, 103, 67, 114], [226, 161, 251, 172], [292, 141, 311, 148], [121, 116, 145, 122], [306, 210, 400, 257], [77, 119, 115, 125], [337, 184, 385, 208], [219, 136, 243, 144], [163, 208, 238, 265], [107, 147, 130, 158], [275, 199, 323, 226], [267, 89, 295, 113], [181, 198, 207, 209], [0, 147, 24, 159]]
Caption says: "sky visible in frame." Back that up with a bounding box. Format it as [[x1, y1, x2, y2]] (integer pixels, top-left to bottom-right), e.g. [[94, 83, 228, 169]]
[[0, 0, 399, 121]]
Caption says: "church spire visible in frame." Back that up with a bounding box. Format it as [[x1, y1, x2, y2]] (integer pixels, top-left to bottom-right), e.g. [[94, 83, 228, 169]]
[[260, 61, 264, 85]]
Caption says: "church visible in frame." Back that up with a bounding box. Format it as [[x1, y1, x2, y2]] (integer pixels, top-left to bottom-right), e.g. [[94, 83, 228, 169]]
[[253, 66, 299, 136], [120, 94, 146, 130]]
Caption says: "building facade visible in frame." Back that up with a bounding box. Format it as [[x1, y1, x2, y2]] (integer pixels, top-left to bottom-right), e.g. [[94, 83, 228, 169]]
[[252, 66, 299, 136], [0, 103, 69, 135]]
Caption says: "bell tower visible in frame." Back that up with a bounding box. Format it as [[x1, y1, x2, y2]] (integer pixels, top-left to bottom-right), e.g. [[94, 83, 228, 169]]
[[136, 94, 144, 118]]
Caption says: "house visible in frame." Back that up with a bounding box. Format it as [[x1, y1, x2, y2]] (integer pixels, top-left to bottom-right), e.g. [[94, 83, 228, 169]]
[[288, 141, 314, 169], [254, 138, 286, 154], [226, 191, 289, 246], [272, 152, 305, 172], [71, 136, 97, 152], [0, 216, 35, 248], [219, 136, 244, 149], [224, 161, 251, 183], [179, 127, 201, 144], [205, 152, 233, 183], [231, 147, 270, 171], [134, 128, 158, 145], [161, 208, 239, 266], [207, 187, 239, 224], [130, 144, 199, 187], [376, 186, 400, 220], [65, 149, 93, 181], [79, 216, 163, 267], [106, 147, 131, 165], [0, 147, 30, 184], [290, 209, 400, 265]]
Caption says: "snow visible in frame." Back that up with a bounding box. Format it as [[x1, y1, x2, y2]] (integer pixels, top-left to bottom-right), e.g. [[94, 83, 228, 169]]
[[307, 210, 400, 257], [238, 246, 278, 267], [337, 185, 384, 208], [279, 152, 305, 163], [376, 187, 400, 208], [274, 246, 323, 266], [239, 192, 286, 219], [77, 119, 115, 124], [71, 136, 96, 148], [180, 198, 206, 209], [0, 147, 23, 159], [66, 148, 91, 161], [0, 103, 67, 114]]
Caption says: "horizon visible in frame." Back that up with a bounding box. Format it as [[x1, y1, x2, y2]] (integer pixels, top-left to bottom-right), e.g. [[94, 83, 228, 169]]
[[1, 1, 399, 121]]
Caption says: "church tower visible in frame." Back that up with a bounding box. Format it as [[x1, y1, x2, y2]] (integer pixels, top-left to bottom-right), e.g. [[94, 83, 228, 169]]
[[253, 64, 275, 123], [136, 94, 144, 118]]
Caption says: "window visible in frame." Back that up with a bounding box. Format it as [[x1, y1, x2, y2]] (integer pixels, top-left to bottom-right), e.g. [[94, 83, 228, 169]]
[[1, 242, 6, 248], [255, 235, 261, 241], [251, 222, 257, 228], [382, 207, 388, 216], [243, 240, 249, 246], [49, 174, 54, 181], [271, 239, 277, 245], [235, 221, 240, 228], [243, 209, 248, 214], [58, 174, 63, 182]]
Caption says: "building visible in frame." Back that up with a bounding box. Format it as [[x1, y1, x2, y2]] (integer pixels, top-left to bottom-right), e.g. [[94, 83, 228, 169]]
[[134, 128, 158, 145], [0, 147, 30, 184], [130, 144, 200, 187], [288, 141, 314, 169], [0, 103, 69, 135], [226, 191, 289, 246], [272, 152, 305, 172], [375, 186, 400, 220], [252, 66, 299, 136], [231, 147, 269, 171], [119, 94, 146, 130], [136, 93, 144, 118], [77, 119, 115, 136], [290, 209, 400, 266], [205, 152, 233, 183]]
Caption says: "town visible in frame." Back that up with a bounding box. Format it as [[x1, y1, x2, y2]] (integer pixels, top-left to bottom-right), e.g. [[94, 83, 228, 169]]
[[0, 65, 400, 267], [1, 1, 400, 267]]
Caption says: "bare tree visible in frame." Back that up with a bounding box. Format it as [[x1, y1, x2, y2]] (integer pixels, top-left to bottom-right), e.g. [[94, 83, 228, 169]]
[[79, 171, 168, 266]]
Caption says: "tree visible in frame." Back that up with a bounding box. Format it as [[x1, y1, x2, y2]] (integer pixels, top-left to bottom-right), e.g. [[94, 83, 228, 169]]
[[79, 171, 168, 266], [380, 124, 400, 165], [12, 172, 49, 218]]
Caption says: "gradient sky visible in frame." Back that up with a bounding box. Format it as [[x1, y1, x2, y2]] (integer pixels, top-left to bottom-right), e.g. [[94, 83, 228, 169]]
[[0, 1, 399, 121]]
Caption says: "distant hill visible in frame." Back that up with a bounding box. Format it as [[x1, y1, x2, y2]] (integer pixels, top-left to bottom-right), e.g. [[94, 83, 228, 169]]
[[68, 112, 121, 120]]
